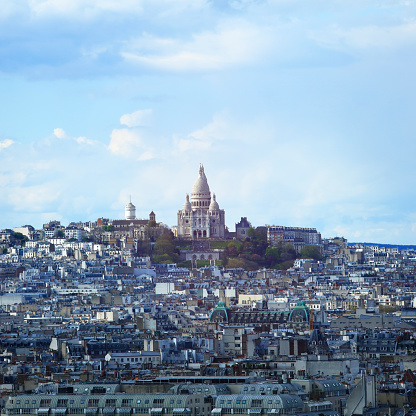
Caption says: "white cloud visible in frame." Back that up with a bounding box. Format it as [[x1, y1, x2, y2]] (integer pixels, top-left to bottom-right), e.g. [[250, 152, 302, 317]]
[[122, 21, 274, 71], [174, 135, 212, 153], [311, 21, 416, 51], [19, 0, 208, 19], [74, 136, 99, 146], [108, 128, 154, 160], [27, 0, 143, 18], [53, 128, 66, 139], [120, 109, 153, 127], [7, 183, 61, 212], [173, 111, 273, 156], [0, 139, 14, 150]]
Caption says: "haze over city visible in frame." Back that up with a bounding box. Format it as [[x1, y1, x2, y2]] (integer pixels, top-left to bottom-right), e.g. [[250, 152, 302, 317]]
[[0, 0, 415, 244]]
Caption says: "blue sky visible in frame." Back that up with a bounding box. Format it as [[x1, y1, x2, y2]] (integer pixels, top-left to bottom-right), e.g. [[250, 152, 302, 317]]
[[1, 0, 416, 244]]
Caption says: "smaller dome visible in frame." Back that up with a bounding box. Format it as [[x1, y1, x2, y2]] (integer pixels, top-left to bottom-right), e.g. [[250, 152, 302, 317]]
[[182, 194, 191, 211], [209, 193, 219, 211], [125, 201, 135, 209]]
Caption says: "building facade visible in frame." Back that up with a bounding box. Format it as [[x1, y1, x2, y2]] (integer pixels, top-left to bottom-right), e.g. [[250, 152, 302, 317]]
[[267, 226, 322, 253], [177, 165, 225, 239]]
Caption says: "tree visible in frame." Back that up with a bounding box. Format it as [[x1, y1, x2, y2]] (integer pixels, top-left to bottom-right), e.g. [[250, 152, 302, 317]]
[[148, 220, 157, 228], [227, 257, 258, 271], [300, 245, 323, 261], [56, 230, 65, 238], [153, 230, 179, 263], [153, 253, 174, 264], [12, 232, 28, 247], [279, 243, 296, 262]]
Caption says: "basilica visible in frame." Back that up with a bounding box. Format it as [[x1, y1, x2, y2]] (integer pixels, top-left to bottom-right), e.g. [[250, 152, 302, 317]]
[[177, 165, 226, 239]]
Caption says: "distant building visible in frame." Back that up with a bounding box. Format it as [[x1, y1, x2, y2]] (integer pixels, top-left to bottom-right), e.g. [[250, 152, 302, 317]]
[[267, 225, 322, 253], [125, 199, 136, 220], [209, 301, 311, 329], [235, 217, 251, 240], [177, 165, 225, 239]]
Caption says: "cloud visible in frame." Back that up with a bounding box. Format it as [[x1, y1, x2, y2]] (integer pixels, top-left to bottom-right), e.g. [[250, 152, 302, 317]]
[[311, 21, 416, 52], [0, 0, 209, 20], [108, 128, 154, 160], [173, 111, 273, 156], [120, 109, 153, 127], [53, 128, 66, 139], [75, 136, 97, 145], [0, 139, 14, 150], [7, 183, 62, 212], [121, 21, 274, 71]]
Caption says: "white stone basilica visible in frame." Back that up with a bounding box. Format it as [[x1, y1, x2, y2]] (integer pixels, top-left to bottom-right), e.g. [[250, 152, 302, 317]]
[[177, 164, 226, 239]]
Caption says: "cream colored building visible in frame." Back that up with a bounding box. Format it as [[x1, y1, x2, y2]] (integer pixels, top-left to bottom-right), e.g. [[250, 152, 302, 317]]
[[177, 165, 225, 239], [238, 293, 263, 306]]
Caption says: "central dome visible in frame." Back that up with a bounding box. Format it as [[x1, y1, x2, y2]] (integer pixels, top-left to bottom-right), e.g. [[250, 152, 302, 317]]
[[191, 164, 211, 198]]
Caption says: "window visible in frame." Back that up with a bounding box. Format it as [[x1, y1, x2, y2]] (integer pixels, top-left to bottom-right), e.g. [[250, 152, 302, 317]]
[[57, 400, 68, 408]]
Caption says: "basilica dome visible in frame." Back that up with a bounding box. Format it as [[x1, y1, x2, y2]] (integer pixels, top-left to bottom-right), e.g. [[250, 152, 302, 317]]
[[191, 164, 210, 198]]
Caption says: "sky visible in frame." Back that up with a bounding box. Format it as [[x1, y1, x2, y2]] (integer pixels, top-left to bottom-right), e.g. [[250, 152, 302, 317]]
[[1, 0, 416, 244]]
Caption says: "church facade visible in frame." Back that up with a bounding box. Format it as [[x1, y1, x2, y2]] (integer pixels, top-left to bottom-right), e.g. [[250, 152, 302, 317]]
[[177, 165, 225, 239]]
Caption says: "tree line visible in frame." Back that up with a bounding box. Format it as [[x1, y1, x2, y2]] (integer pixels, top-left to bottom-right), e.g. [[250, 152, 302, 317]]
[[150, 227, 323, 270]]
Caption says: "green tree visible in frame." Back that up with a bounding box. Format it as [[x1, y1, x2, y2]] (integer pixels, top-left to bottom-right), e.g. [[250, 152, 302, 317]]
[[265, 246, 280, 264], [153, 253, 174, 264], [56, 230, 65, 238], [153, 230, 178, 263], [247, 227, 255, 238], [227, 257, 259, 271], [300, 245, 323, 261], [12, 232, 28, 247], [148, 220, 157, 228]]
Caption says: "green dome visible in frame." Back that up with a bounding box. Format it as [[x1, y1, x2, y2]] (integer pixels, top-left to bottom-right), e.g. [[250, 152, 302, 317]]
[[288, 301, 309, 323], [209, 302, 229, 323]]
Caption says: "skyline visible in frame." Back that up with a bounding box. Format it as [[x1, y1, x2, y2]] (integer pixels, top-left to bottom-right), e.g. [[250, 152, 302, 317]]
[[1, 0, 416, 244]]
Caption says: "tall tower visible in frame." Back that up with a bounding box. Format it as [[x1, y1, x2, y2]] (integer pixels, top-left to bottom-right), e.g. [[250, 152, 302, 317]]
[[125, 198, 136, 220]]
